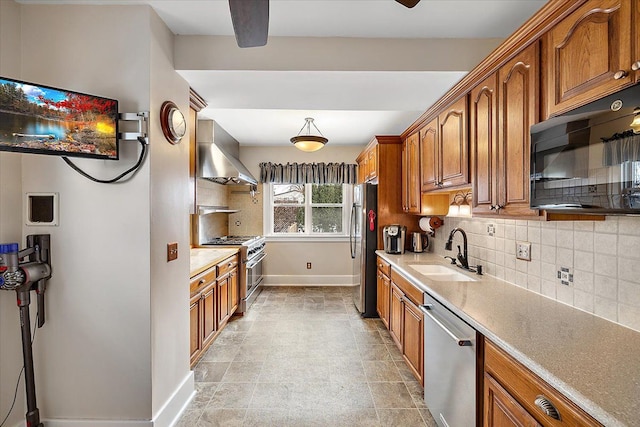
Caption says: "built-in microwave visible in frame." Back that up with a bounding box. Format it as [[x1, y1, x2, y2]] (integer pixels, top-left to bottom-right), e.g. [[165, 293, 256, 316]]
[[530, 84, 640, 214]]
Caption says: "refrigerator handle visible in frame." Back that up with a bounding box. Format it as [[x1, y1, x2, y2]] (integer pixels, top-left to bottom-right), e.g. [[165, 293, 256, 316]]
[[349, 203, 356, 259]]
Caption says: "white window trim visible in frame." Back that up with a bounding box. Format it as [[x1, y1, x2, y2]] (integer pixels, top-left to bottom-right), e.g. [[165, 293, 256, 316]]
[[263, 183, 353, 239]]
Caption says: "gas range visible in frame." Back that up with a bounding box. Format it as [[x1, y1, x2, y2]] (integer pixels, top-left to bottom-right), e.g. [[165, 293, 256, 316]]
[[201, 236, 265, 261], [201, 235, 266, 313], [203, 235, 259, 246]]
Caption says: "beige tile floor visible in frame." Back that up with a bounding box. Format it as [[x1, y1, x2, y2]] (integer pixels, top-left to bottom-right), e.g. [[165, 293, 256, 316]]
[[176, 286, 436, 427]]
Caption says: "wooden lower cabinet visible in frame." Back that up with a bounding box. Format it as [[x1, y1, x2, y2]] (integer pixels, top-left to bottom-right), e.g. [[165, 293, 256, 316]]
[[484, 339, 602, 427], [217, 274, 230, 327], [376, 269, 390, 328], [389, 283, 404, 349], [189, 293, 203, 365], [401, 296, 423, 384], [485, 373, 541, 427], [388, 271, 424, 385], [229, 267, 239, 314], [189, 253, 240, 367]]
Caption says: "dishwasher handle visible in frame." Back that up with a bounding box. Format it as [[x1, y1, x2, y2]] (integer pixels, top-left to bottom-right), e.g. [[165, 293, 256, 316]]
[[420, 304, 473, 347]]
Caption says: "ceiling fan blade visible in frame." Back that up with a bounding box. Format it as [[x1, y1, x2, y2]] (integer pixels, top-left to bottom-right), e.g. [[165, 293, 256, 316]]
[[395, 0, 421, 8], [228, 0, 269, 48]]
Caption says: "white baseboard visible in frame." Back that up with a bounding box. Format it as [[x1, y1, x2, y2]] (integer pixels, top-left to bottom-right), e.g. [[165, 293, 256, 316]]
[[41, 420, 152, 427], [264, 275, 356, 286], [154, 371, 195, 427], [40, 372, 195, 427]]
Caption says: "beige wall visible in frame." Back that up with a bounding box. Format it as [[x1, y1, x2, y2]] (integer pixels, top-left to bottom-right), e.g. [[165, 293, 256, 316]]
[[239, 145, 364, 285], [1, 3, 192, 425], [148, 8, 192, 422], [0, 2, 24, 425]]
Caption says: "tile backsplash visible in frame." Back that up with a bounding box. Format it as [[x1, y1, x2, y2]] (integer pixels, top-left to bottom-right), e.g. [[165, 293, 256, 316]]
[[430, 215, 640, 333]]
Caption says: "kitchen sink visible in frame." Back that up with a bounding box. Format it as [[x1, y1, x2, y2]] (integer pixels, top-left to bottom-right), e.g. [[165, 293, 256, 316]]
[[409, 264, 477, 282]]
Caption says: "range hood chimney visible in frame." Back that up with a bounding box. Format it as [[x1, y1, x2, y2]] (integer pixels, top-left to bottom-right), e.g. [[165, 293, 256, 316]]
[[197, 120, 258, 186]]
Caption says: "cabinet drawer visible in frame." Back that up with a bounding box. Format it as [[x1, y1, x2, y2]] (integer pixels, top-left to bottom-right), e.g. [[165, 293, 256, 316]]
[[217, 254, 239, 277], [390, 269, 422, 306], [377, 257, 391, 277], [190, 266, 217, 295], [484, 340, 601, 427]]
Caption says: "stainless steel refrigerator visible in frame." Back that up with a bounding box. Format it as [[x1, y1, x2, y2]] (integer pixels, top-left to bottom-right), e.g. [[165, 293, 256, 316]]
[[350, 183, 378, 317]]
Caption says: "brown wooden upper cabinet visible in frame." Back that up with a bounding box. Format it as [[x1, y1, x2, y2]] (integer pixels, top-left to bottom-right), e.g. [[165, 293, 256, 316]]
[[420, 96, 469, 192], [545, 0, 636, 118], [357, 143, 378, 183], [472, 43, 540, 217], [402, 132, 421, 213]]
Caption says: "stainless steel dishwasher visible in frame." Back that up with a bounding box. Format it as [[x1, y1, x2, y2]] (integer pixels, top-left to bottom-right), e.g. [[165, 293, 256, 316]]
[[420, 292, 476, 427]]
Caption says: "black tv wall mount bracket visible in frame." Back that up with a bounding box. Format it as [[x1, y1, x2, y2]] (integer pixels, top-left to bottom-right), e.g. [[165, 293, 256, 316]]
[[118, 111, 149, 144]]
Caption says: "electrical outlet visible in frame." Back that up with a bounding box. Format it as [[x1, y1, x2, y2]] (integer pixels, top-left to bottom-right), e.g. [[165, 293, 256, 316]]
[[167, 242, 178, 262], [515, 241, 531, 261], [487, 224, 495, 236], [306, 262, 312, 269]]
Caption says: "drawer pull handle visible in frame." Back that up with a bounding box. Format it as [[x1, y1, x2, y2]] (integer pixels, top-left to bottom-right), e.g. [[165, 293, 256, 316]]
[[632, 61, 640, 71], [534, 395, 561, 420], [198, 279, 205, 285]]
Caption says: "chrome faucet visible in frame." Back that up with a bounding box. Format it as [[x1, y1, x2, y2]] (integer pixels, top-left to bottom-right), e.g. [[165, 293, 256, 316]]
[[445, 227, 469, 269]]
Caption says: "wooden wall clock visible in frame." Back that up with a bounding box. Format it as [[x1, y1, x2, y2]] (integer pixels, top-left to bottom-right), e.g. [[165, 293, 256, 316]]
[[160, 101, 186, 144]]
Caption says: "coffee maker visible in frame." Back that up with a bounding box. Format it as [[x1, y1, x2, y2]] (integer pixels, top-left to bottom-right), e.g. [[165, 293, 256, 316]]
[[383, 225, 406, 254]]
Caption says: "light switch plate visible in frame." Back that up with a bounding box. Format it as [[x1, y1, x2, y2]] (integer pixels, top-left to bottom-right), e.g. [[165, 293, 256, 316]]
[[167, 242, 178, 262], [516, 241, 531, 261]]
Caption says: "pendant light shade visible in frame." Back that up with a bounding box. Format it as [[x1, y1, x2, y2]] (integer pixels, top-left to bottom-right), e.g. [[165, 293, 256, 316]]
[[630, 108, 640, 133], [290, 117, 328, 152]]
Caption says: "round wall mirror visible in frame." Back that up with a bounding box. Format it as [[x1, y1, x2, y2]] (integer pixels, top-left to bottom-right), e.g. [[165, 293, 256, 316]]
[[160, 101, 186, 144]]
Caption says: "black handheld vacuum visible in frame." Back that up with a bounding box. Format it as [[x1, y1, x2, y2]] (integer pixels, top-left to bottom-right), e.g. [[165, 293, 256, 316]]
[[0, 235, 52, 427]]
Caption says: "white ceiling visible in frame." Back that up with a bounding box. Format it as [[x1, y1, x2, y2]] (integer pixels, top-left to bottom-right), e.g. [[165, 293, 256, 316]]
[[18, 0, 548, 147]]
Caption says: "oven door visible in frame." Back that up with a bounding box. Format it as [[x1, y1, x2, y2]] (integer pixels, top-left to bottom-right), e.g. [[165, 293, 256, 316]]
[[246, 252, 266, 297]]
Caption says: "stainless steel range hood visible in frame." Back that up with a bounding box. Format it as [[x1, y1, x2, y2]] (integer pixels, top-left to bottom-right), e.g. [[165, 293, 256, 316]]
[[197, 120, 257, 186]]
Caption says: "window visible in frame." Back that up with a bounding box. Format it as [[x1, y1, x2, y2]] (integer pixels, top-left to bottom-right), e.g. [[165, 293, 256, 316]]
[[266, 183, 351, 236]]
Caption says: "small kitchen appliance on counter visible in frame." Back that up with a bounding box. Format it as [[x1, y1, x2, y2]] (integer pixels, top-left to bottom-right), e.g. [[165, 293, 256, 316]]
[[410, 232, 429, 253], [383, 225, 406, 254]]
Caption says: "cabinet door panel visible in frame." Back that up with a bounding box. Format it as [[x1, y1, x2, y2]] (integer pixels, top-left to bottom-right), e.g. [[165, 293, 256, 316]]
[[218, 275, 230, 326], [190, 296, 202, 364], [419, 119, 439, 191], [229, 267, 239, 314], [546, 0, 632, 116], [439, 96, 469, 187], [389, 283, 404, 349], [498, 43, 539, 217], [377, 271, 390, 328], [202, 283, 216, 347], [484, 373, 541, 427], [405, 133, 421, 213], [471, 74, 498, 215], [403, 298, 424, 385]]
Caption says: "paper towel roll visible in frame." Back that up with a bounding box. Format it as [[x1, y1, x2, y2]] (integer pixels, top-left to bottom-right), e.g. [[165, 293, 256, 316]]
[[419, 217, 433, 233]]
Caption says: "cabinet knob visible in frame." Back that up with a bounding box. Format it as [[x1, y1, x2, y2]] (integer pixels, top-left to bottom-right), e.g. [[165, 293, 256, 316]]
[[632, 61, 640, 71], [199, 279, 205, 285], [613, 70, 628, 80], [534, 395, 561, 420]]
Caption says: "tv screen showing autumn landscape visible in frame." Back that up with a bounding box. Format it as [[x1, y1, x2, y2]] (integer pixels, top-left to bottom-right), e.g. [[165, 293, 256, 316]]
[[0, 77, 118, 160]]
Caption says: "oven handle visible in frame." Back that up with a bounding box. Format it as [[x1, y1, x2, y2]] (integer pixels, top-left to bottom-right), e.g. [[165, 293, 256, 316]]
[[420, 304, 473, 347], [246, 252, 267, 269]]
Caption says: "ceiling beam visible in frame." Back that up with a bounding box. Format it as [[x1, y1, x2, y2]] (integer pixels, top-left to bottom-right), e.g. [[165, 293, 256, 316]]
[[174, 35, 503, 72]]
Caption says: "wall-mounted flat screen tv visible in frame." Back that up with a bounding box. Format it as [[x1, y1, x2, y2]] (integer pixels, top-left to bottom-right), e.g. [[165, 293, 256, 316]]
[[0, 76, 119, 160]]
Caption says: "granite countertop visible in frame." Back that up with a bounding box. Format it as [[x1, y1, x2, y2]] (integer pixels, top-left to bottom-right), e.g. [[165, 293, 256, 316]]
[[190, 248, 239, 277], [376, 250, 640, 427]]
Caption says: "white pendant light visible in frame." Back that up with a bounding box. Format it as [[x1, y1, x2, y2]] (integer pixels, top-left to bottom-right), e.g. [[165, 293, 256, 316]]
[[290, 117, 328, 152]]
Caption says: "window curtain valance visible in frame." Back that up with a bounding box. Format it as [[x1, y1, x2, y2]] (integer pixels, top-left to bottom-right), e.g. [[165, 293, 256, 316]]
[[603, 131, 640, 166], [259, 162, 357, 184]]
